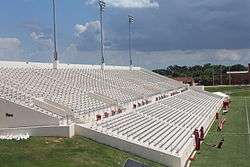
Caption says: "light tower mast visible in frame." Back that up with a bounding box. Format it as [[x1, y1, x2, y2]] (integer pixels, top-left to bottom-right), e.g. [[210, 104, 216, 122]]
[[128, 15, 134, 70], [99, 0, 106, 70], [52, 0, 58, 69]]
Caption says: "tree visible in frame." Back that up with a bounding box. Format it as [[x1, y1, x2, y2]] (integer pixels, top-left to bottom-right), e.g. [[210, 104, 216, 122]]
[[153, 64, 248, 86]]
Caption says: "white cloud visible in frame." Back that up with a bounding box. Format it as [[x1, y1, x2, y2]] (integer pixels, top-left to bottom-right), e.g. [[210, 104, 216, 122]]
[[47, 46, 250, 69], [74, 24, 88, 35], [214, 49, 241, 61], [61, 43, 78, 61], [0, 37, 24, 61], [0, 38, 21, 50], [74, 21, 100, 36], [30, 32, 52, 49], [73, 21, 101, 51], [86, 0, 159, 8], [30, 32, 43, 40]]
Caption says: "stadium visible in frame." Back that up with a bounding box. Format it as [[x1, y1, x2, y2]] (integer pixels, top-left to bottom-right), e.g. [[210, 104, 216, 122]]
[[0, 60, 224, 167], [1, 1, 250, 167]]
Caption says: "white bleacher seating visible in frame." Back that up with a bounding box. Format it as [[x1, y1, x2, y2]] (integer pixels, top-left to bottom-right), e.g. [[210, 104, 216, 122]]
[[86, 89, 222, 155], [0, 61, 187, 122], [0, 61, 223, 167]]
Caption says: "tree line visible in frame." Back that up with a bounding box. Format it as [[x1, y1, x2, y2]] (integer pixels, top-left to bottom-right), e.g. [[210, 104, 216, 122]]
[[153, 64, 248, 86]]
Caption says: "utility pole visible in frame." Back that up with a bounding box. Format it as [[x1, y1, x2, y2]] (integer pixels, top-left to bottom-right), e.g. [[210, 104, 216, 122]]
[[229, 66, 232, 85], [52, 0, 58, 69], [128, 15, 134, 70], [210, 55, 215, 86], [212, 65, 215, 86], [220, 65, 223, 85], [99, 0, 105, 70]]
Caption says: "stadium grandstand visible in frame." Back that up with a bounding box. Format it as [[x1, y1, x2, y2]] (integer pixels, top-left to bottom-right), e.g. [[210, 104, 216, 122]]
[[0, 60, 224, 167]]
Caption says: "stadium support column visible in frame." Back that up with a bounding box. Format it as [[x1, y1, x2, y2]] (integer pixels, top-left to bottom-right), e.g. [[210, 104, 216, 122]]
[[52, 0, 59, 69], [128, 15, 134, 70], [99, 0, 105, 70]]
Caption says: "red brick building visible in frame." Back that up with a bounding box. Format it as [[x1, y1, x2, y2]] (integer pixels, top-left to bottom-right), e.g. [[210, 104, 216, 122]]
[[227, 64, 250, 85]]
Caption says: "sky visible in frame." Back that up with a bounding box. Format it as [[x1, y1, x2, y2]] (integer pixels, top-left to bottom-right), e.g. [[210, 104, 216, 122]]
[[0, 0, 250, 69]]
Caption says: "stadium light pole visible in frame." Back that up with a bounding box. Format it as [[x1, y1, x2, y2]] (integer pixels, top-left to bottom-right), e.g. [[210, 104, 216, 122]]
[[99, 0, 106, 70], [128, 15, 134, 70], [52, 0, 58, 69]]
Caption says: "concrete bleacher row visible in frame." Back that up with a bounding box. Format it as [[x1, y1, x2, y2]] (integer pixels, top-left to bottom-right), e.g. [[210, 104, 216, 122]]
[[0, 61, 185, 122], [0, 67, 107, 116], [0, 83, 63, 121], [84, 89, 223, 157]]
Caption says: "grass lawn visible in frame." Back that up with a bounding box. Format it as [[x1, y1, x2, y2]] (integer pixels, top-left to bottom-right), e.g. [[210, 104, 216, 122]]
[[191, 86, 250, 167], [0, 136, 164, 167], [205, 85, 250, 96]]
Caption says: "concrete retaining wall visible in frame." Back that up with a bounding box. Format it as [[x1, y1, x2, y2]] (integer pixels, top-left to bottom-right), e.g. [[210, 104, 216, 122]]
[[0, 98, 59, 128], [75, 124, 182, 167], [0, 124, 75, 138]]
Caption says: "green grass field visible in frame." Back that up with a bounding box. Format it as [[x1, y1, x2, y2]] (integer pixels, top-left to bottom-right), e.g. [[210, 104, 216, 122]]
[[0, 136, 164, 167], [1, 86, 250, 167], [191, 86, 250, 167]]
